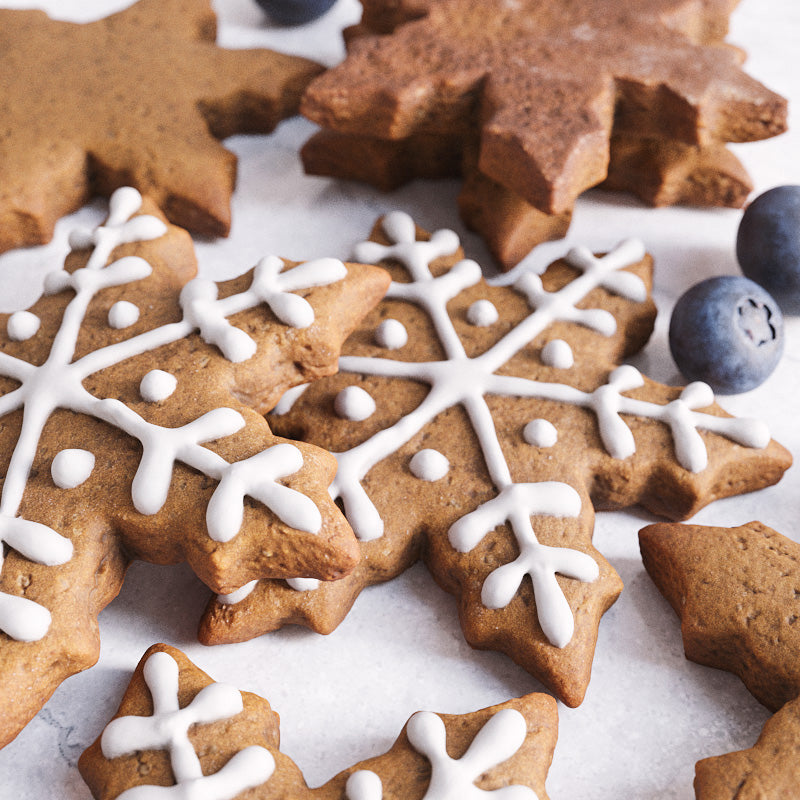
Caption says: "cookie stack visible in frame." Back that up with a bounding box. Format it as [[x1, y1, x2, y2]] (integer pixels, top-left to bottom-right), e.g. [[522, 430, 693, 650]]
[[301, 0, 787, 267]]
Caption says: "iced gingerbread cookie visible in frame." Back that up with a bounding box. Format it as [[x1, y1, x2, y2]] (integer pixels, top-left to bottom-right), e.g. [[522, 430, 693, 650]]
[[300, 0, 786, 268], [79, 643, 558, 799], [199, 212, 791, 708], [0, 187, 390, 748], [0, 0, 324, 253], [639, 521, 800, 797]]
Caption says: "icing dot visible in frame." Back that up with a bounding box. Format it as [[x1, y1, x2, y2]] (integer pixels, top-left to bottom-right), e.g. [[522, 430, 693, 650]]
[[541, 339, 574, 369], [409, 448, 450, 481], [108, 300, 140, 329], [374, 318, 408, 349], [346, 770, 383, 800], [51, 449, 95, 489], [466, 299, 499, 327], [7, 311, 40, 342], [139, 370, 177, 402], [523, 419, 558, 448], [334, 386, 376, 421]]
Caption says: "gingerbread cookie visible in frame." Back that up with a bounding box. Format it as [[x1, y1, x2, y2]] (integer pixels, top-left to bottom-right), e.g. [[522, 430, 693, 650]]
[[639, 520, 800, 712], [302, 129, 752, 269], [0, 0, 324, 254], [300, 0, 785, 264], [199, 213, 791, 708], [78, 643, 558, 799], [0, 187, 390, 748], [694, 694, 800, 799], [639, 520, 800, 797]]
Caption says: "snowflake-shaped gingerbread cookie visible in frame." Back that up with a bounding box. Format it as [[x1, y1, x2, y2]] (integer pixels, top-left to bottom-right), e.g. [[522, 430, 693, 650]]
[[0, 188, 390, 748], [200, 213, 791, 707], [300, 0, 786, 267], [78, 643, 557, 799], [0, 0, 323, 253]]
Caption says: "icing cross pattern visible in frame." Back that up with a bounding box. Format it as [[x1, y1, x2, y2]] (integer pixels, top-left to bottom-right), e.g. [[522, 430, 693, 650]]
[[100, 651, 536, 800], [101, 651, 275, 800], [345, 708, 538, 800], [270, 212, 770, 649], [0, 187, 348, 643]]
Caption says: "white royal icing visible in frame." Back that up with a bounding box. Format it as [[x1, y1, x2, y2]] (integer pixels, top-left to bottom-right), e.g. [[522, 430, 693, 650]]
[[346, 770, 384, 800], [51, 448, 95, 489], [260, 214, 770, 647], [406, 708, 538, 799], [374, 318, 408, 349], [0, 187, 349, 642], [108, 300, 140, 329], [409, 448, 450, 481], [7, 311, 40, 342], [271, 383, 309, 415], [335, 386, 376, 421], [217, 579, 258, 605], [540, 339, 573, 369], [466, 299, 499, 327], [139, 369, 177, 403], [523, 419, 558, 449], [102, 651, 274, 799]]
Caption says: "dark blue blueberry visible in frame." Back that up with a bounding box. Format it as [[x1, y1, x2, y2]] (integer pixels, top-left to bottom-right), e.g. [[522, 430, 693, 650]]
[[736, 184, 800, 314], [668, 275, 784, 394], [254, 0, 337, 25]]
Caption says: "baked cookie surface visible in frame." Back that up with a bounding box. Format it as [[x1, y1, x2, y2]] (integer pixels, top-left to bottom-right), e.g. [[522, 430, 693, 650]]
[[201, 213, 791, 709], [0, 188, 389, 748], [0, 0, 323, 253]]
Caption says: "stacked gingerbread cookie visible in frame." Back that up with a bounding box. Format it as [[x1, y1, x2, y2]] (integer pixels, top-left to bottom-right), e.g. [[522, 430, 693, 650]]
[[301, 0, 787, 268]]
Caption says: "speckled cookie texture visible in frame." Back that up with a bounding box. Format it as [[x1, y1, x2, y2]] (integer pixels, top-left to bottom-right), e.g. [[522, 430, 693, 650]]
[[199, 213, 791, 709], [639, 520, 800, 712], [78, 643, 559, 799], [0, 0, 324, 253], [639, 520, 800, 798], [300, 0, 786, 268], [0, 188, 390, 749]]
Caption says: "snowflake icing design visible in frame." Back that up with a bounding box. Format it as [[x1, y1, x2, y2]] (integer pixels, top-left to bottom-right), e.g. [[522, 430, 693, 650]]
[[260, 211, 770, 650], [0, 187, 350, 643]]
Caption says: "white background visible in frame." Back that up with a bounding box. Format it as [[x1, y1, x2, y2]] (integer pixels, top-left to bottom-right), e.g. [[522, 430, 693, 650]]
[[0, 0, 799, 796]]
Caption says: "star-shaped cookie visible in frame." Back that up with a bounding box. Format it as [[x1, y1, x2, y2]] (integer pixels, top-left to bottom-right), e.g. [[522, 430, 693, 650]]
[[639, 520, 800, 797], [78, 643, 558, 799], [0, 0, 323, 253], [200, 213, 791, 708], [0, 188, 390, 748], [694, 693, 800, 799], [300, 0, 786, 266], [639, 520, 800, 712]]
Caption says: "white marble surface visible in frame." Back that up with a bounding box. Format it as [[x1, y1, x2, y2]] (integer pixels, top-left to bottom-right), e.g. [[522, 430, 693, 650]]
[[1, 0, 799, 797]]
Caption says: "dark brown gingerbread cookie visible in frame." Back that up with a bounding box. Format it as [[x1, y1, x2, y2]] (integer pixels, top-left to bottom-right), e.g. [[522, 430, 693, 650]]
[[300, 0, 785, 264]]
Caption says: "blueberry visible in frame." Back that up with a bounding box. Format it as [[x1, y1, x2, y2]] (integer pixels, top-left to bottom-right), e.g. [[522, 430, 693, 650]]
[[254, 0, 337, 25], [736, 185, 800, 314], [668, 276, 783, 394]]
